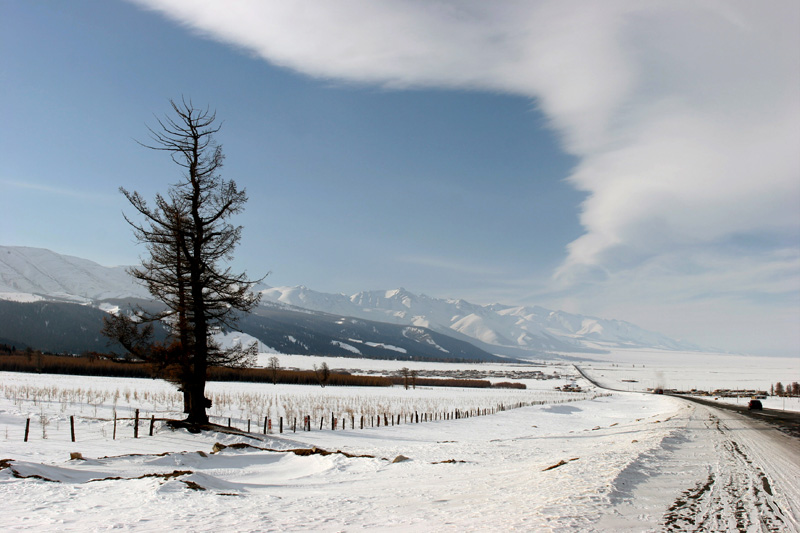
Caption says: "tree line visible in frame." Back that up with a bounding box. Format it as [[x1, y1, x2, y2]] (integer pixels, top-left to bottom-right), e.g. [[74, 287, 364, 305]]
[[771, 381, 800, 397]]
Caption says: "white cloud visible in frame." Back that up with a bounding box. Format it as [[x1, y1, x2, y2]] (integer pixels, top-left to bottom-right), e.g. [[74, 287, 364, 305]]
[[132, 0, 800, 354]]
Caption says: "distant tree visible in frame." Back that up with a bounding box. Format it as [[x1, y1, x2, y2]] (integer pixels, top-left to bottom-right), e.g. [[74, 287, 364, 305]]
[[104, 98, 261, 425], [791, 382, 800, 397], [400, 367, 410, 389], [268, 356, 281, 385], [410, 369, 418, 389], [774, 382, 784, 397], [314, 362, 330, 388]]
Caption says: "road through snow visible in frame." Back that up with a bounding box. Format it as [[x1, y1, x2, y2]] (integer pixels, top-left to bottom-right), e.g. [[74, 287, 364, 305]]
[[597, 402, 799, 531], [578, 365, 800, 532]]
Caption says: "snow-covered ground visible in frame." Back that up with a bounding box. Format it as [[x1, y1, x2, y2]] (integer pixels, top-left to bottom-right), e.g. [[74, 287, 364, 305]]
[[574, 347, 798, 391], [1, 352, 798, 531]]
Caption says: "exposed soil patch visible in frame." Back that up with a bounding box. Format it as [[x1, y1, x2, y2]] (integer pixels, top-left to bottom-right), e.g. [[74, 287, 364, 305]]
[[212, 442, 375, 459], [542, 457, 579, 471]]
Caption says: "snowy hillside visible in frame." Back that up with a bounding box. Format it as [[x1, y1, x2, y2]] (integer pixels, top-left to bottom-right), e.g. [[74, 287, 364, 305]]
[[260, 286, 702, 355], [0, 246, 702, 357], [0, 246, 147, 302]]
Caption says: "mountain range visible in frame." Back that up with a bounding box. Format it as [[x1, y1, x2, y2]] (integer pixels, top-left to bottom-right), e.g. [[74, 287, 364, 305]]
[[0, 245, 702, 360]]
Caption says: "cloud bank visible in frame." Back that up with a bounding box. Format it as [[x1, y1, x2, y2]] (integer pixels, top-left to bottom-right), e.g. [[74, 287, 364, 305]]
[[133, 0, 800, 354]]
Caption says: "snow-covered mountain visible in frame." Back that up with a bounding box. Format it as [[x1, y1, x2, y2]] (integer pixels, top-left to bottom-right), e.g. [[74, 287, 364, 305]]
[[260, 286, 702, 355], [0, 246, 148, 302], [0, 246, 701, 357]]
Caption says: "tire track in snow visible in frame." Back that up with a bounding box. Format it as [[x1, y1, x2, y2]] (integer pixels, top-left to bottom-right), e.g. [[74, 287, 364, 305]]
[[662, 413, 792, 532]]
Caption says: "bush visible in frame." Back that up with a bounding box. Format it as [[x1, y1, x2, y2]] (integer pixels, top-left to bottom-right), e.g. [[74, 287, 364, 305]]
[[492, 381, 527, 389]]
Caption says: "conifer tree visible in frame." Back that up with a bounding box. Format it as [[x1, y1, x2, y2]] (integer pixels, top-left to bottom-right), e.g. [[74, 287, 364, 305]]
[[106, 98, 261, 424]]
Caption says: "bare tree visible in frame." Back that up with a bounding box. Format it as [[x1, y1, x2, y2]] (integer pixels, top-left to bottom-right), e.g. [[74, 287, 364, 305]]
[[314, 362, 330, 388], [268, 356, 281, 385], [400, 367, 410, 389], [106, 98, 261, 424]]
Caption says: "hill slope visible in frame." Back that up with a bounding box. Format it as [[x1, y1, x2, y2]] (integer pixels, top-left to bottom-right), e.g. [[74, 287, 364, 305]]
[[0, 246, 703, 358]]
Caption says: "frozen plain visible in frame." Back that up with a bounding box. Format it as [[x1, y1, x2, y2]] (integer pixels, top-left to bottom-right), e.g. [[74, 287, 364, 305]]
[[0, 349, 798, 532]]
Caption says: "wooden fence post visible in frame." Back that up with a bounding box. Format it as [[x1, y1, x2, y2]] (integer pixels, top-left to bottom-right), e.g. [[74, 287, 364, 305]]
[[134, 409, 139, 439], [280, 417, 283, 434], [227, 417, 231, 428], [70, 416, 76, 442], [113, 412, 117, 440], [149, 415, 155, 437], [24, 418, 30, 442], [247, 420, 251, 433], [264, 416, 268, 434]]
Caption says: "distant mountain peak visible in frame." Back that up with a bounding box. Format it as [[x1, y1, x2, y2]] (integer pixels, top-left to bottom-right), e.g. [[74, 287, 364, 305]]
[[258, 284, 703, 356], [0, 246, 704, 358]]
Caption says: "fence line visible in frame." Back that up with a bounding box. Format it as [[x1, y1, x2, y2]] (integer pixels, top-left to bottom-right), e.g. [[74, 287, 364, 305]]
[[11, 392, 611, 442]]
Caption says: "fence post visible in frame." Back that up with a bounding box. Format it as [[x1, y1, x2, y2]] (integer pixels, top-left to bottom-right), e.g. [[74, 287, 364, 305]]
[[264, 416, 268, 434], [227, 417, 231, 428], [247, 420, 251, 433], [280, 417, 283, 434], [70, 416, 76, 442], [331, 412, 335, 430], [113, 412, 117, 440], [149, 415, 155, 437], [24, 418, 30, 442], [134, 409, 139, 438]]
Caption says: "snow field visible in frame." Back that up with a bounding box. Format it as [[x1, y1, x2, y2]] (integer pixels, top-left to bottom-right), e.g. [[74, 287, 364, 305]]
[[0, 370, 598, 447], [1, 372, 695, 531], [1, 352, 798, 531]]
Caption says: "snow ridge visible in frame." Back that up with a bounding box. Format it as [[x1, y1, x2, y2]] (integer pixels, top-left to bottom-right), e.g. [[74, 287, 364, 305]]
[[0, 246, 147, 301], [0, 246, 701, 355], [260, 285, 702, 354]]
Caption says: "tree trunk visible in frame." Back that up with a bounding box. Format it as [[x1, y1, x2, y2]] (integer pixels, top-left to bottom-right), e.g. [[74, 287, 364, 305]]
[[186, 377, 208, 424]]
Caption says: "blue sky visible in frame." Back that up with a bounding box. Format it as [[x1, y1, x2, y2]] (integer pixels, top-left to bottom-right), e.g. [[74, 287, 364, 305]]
[[2, 1, 798, 357]]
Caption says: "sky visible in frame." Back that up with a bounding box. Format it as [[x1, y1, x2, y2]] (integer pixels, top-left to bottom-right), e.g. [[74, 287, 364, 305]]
[[2, 1, 798, 357]]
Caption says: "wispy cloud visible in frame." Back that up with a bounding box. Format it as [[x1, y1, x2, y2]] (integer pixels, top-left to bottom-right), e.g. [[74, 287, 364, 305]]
[[2, 179, 117, 201], [131, 0, 800, 353]]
